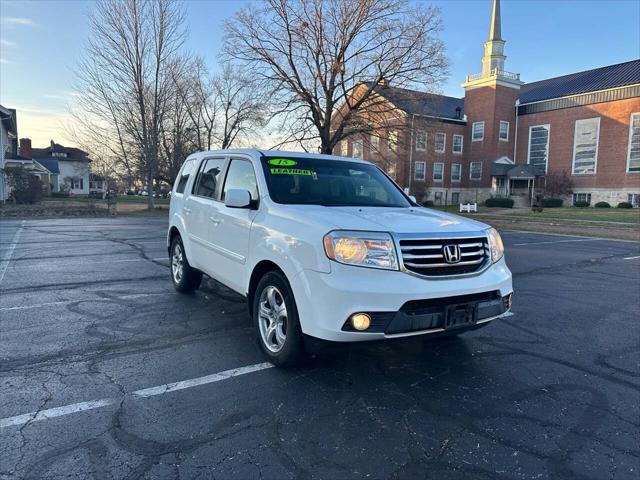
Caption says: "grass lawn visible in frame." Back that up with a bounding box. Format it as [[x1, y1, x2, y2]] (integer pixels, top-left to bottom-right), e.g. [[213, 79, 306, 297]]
[[503, 208, 640, 225], [42, 195, 169, 205], [115, 195, 169, 205], [427, 204, 639, 240]]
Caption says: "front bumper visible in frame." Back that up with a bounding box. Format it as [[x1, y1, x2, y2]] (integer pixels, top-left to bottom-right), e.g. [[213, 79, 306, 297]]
[[289, 258, 513, 342]]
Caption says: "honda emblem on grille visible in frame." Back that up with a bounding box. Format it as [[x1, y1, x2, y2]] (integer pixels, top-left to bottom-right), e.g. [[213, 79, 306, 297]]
[[443, 244, 461, 264]]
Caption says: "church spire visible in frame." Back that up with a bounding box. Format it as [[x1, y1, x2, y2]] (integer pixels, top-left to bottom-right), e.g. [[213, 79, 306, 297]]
[[461, 0, 522, 90], [482, 0, 506, 76], [488, 0, 502, 41]]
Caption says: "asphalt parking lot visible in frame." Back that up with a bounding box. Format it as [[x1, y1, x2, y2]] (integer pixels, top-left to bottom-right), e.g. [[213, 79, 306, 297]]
[[1, 217, 639, 480]]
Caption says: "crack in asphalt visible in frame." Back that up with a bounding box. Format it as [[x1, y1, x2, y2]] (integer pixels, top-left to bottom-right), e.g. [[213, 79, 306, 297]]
[[2, 219, 639, 479]]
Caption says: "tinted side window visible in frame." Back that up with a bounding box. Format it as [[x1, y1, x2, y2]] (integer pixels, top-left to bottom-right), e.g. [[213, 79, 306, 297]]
[[222, 159, 258, 201], [175, 159, 196, 194], [194, 158, 225, 199]]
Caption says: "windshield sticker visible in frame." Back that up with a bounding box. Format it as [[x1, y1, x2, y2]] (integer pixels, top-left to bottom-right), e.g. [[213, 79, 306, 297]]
[[268, 158, 297, 167], [270, 167, 313, 176]]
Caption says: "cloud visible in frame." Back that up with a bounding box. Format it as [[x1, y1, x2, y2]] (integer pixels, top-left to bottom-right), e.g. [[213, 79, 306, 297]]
[[0, 17, 35, 26], [0, 58, 10, 64], [1, 38, 17, 47]]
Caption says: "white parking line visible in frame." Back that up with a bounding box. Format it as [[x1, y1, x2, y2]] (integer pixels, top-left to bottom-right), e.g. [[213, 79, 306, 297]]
[[133, 363, 273, 398], [624, 255, 640, 260], [0, 399, 115, 428], [0, 220, 24, 285], [0, 362, 274, 429], [512, 238, 601, 247], [0, 292, 168, 312]]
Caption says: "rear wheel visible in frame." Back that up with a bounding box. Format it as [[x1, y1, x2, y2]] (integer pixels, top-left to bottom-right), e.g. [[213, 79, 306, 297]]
[[170, 236, 202, 292], [253, 271, 305, 367]]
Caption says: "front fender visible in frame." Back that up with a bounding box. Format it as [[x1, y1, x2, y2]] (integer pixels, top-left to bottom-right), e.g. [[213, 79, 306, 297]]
[[245, 221, 331, 294]]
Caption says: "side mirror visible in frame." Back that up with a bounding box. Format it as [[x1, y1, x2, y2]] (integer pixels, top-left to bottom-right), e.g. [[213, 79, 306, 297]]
[[409, 195, 417, 203], [224, 189, 252, 208]]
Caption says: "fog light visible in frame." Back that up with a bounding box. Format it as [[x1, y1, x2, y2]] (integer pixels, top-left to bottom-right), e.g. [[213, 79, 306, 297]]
[[350, 313, 371, 331], [503, 293, 513, 311]]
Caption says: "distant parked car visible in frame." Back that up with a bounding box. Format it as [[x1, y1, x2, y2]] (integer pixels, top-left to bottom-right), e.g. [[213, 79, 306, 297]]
[[167, 149, 513, 366]]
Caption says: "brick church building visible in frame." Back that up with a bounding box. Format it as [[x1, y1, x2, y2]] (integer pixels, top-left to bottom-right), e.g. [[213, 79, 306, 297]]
[[338, 0, 640, 207]]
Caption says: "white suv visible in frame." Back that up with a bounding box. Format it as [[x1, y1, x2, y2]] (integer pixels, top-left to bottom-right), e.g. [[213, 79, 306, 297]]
[[168, 150, 513, 365]]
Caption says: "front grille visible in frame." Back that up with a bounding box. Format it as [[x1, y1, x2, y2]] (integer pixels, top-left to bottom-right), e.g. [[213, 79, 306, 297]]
[[399, 236, 489, 277]]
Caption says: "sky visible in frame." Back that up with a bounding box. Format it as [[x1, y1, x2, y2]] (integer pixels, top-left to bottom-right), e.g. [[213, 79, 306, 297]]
[[0, 0, 639, 147]]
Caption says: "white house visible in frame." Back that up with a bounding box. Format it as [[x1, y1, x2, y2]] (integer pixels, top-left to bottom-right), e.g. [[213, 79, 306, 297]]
[[30, 140, 92, 195], [0, 105, 17, 202]]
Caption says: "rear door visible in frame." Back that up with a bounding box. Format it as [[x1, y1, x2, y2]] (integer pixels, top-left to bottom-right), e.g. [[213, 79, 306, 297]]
[[184, 156, 226, 271], [209, 157, 260, 293]]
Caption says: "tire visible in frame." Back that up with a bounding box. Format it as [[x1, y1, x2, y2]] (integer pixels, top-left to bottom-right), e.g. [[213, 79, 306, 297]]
[[170, 235, 202, 292], [253, 270, 305, 367]]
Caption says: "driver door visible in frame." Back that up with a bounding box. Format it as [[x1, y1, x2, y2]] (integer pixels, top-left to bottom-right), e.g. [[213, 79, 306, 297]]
[[208, 157, 259, 293]]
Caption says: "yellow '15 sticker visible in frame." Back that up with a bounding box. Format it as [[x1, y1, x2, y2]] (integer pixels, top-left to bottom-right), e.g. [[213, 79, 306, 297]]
[[268, 158, 297, 166]]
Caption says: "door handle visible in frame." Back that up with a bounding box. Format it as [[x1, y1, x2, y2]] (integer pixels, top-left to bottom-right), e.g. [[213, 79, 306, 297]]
[[209, 216, 221, 226], [183, 207, 191, 215]]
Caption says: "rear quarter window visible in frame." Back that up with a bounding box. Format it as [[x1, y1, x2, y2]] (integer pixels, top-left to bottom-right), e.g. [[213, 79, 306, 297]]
[[174, 159, 197, 194]]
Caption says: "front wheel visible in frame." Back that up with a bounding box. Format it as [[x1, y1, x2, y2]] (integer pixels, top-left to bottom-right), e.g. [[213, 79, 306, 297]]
[[253, 271, 305, 367], [170, 236, 202, 292]]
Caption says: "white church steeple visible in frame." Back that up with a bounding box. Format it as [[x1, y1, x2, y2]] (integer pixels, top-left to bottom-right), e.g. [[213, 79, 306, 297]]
[[482, 0, 506, 76], [462, 0, 523, 90]]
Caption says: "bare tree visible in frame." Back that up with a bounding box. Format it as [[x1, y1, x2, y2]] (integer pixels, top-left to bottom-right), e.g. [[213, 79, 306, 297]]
[[213, 64, 269, 148], [224, 0, 447, 153], [543, 170, 574, 198], [74, 0, 186, 209]]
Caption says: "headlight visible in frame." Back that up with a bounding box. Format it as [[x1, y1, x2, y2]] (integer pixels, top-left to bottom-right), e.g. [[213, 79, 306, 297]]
[[323, 231, 398, 270], [487, 228, 504, 263]]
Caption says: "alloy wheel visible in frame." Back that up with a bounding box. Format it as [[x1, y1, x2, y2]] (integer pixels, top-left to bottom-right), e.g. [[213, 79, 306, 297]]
[[258, 285, 287, 352]]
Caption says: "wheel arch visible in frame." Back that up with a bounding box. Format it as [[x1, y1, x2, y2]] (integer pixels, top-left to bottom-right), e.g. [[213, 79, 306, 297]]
[[167, 226, 181, 256], [247, 260, 287, 318]]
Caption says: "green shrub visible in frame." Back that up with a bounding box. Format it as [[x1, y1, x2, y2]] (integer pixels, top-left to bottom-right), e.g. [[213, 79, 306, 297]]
[[573, 201, 590, 208], [617, 202, 633, 209], [594, 201, 611, 208], [541, 198, 563, 208], [485, 197, 514, 208], [50, 192, 70, 198]]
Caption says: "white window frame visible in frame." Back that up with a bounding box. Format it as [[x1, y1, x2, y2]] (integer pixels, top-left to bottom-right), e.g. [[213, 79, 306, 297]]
[[573, 193, 592, 205], [340, 141, 348, 156], [451, 192, 460, 204], [451, 163, 461, 182], [351, 139, 363, 159], [433, 162, 444, 182], [434, 133, 446, 153], [470, 161, 482, 180], [572, 117, 600, 175], [388, 130, 398, 152], [452, 134, 463, 154], [414, 161, 426, 181], [472, 121, 484, 142], [499, 121, 509, 141], [527, 124, 551, 173], [415, 130, 426, 151], [628, 193, 640, 207], [370, 134, 380, 151], [627, 112, 640, 173], [71, 178, 83, 190]]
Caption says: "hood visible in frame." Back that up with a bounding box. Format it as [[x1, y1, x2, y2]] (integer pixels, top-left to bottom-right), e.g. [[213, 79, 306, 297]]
[[282, 205, 489, 234]]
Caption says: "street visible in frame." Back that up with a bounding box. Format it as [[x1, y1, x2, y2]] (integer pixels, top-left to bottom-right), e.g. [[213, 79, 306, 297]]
[[1, 217, 639, 479]]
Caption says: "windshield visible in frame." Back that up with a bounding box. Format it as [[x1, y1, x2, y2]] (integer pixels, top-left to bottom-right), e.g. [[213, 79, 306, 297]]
[[261, 156, 411, 207]]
